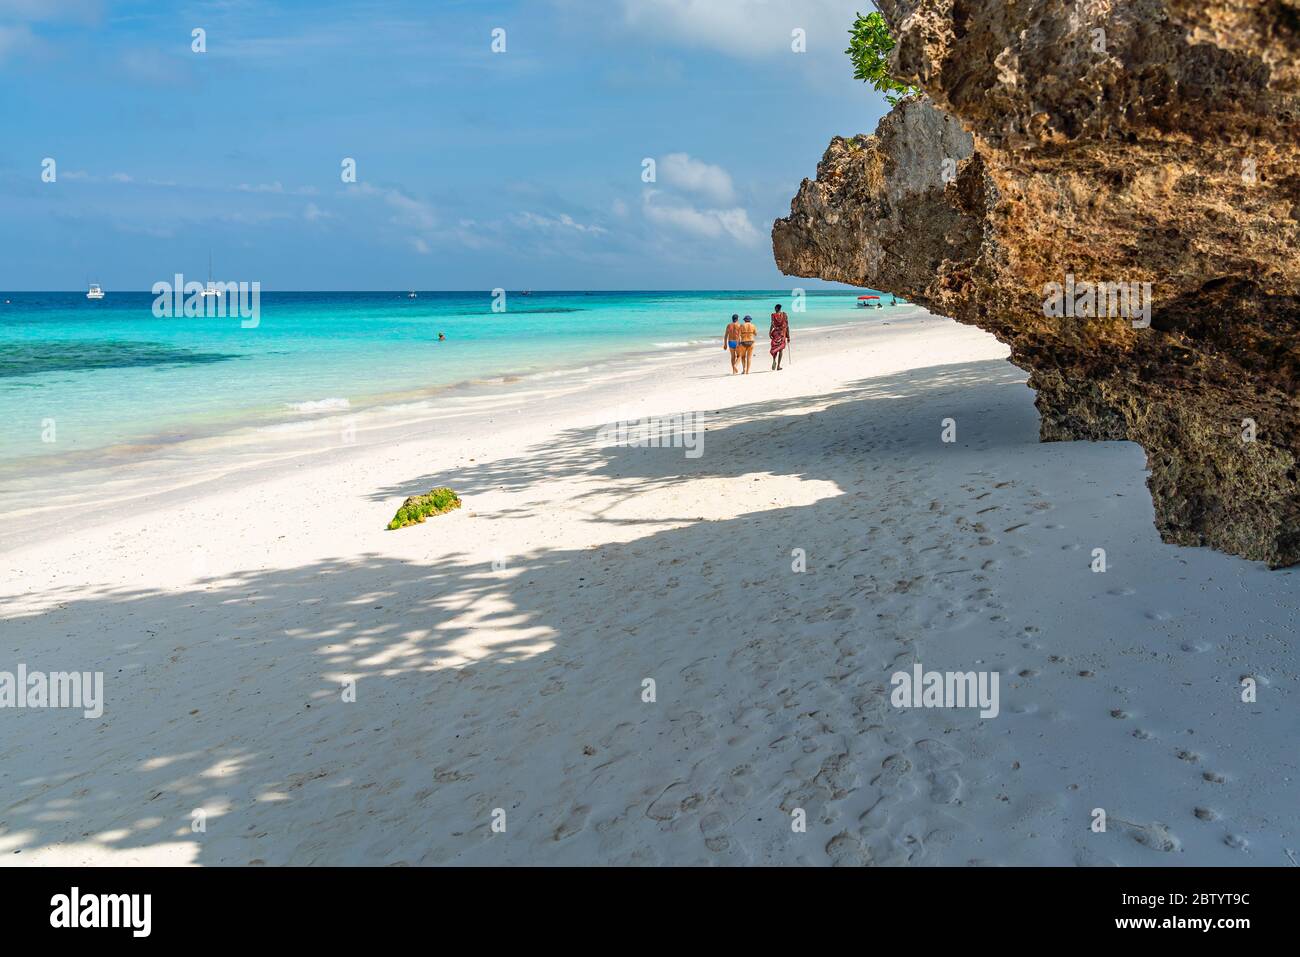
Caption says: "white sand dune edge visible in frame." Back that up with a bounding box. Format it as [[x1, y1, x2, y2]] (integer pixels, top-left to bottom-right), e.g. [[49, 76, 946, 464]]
[[2, 311, 1296, 866]]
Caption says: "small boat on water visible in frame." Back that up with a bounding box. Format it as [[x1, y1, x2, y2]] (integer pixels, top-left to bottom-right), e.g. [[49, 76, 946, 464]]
[[201, 252, 220, 298], [857, 294, 880, 309], [408, 291, 418, 299], [87, 283, 105, 300]]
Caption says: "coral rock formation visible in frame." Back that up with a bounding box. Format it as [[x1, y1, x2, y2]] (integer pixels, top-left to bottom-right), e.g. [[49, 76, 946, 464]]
[[773, 0, 1300, 566]]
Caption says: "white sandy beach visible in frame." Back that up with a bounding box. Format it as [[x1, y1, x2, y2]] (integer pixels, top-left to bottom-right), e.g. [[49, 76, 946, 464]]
[[2, 310, 1297, 866]]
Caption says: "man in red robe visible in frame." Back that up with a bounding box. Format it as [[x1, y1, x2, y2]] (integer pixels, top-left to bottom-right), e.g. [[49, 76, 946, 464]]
[[769, 304, 790, 370]]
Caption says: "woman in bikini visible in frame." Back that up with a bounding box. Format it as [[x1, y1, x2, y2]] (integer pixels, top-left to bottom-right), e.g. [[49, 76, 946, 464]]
[[738, 315, 758, 374], [724, 313, 743, 374]]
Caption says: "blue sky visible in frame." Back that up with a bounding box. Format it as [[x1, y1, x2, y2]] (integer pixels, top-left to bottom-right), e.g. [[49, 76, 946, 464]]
[[0, 0, 888, 289]]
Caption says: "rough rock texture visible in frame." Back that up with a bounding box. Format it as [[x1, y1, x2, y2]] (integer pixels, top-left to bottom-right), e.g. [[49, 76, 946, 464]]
[[773, 0, 1300, 566]]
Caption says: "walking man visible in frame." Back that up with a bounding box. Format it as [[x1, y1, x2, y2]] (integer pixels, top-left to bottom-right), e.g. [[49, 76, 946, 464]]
[[724, 313, 743, 374], [769, 303, 790, 371]]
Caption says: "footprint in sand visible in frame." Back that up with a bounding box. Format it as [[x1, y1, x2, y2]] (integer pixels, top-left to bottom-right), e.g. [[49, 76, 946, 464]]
[[913, 739, 965, 805], [723, 764, 754, 801], [679, 659, 709, 687], [646, 783, 685, 822], [825, 831, 874, 867], [552, 805, 591, 842], [599, 721, 636, 749], [699, 811, 731, 853], [871, 753, 915, 792], [1121, 820, 1182, 853], [1193, 806, 1219, 821]]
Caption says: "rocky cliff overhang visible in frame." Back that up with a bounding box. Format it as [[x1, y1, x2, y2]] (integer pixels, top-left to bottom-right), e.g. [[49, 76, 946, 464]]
[[774, 0, 1300, 566]]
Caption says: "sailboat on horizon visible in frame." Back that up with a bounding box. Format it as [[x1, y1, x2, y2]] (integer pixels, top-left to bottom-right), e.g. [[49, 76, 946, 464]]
[[202, 252, 220, 298]]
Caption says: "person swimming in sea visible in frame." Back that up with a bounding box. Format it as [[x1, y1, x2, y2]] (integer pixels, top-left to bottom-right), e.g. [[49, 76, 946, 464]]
[[724, 313, 743, 374], [437, 332, 446, 341]]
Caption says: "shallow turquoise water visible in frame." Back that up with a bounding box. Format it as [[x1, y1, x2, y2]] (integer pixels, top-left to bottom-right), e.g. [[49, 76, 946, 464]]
[[0, 289, 893, 469]]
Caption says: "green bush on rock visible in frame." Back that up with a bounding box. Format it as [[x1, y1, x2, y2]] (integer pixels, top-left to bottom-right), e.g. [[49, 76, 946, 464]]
[[847, 11, 919, 106], [386, 487, 462, 529]]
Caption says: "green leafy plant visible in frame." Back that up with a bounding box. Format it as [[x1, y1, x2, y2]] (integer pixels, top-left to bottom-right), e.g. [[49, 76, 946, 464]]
[[847, 11, 919, 105], [386, 486, 462, 529]]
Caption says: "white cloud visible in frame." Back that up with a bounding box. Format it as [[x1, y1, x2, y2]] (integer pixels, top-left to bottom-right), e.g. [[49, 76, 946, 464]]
[[347, 182, 439, 252], [637, 154, 759, 246], [303, 203, 332, 222], [237, 181, 285, 194], [642, 190, 761, 245], [351, 182, 437, 231], [380, 189, 437, 231], [658, 152, 736, 204], [615, 0, 859, 58], [515, 211, 607, 234], [216, 209, 295, 226]]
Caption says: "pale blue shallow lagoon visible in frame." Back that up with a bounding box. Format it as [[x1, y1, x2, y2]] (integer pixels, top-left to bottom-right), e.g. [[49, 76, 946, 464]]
[[0, 289, 891, 476]]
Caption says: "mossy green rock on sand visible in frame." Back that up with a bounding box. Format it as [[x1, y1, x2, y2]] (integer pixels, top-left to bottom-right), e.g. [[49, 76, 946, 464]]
[[386, 487, 462, 529]]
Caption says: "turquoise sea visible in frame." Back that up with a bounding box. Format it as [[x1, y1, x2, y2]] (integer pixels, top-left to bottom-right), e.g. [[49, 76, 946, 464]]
[[0, 290, 894, 475]]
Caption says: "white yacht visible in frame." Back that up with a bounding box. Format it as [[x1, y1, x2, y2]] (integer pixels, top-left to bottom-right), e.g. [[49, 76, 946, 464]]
[[86, 283, 105, 300], [201, 253, 220, 297]]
